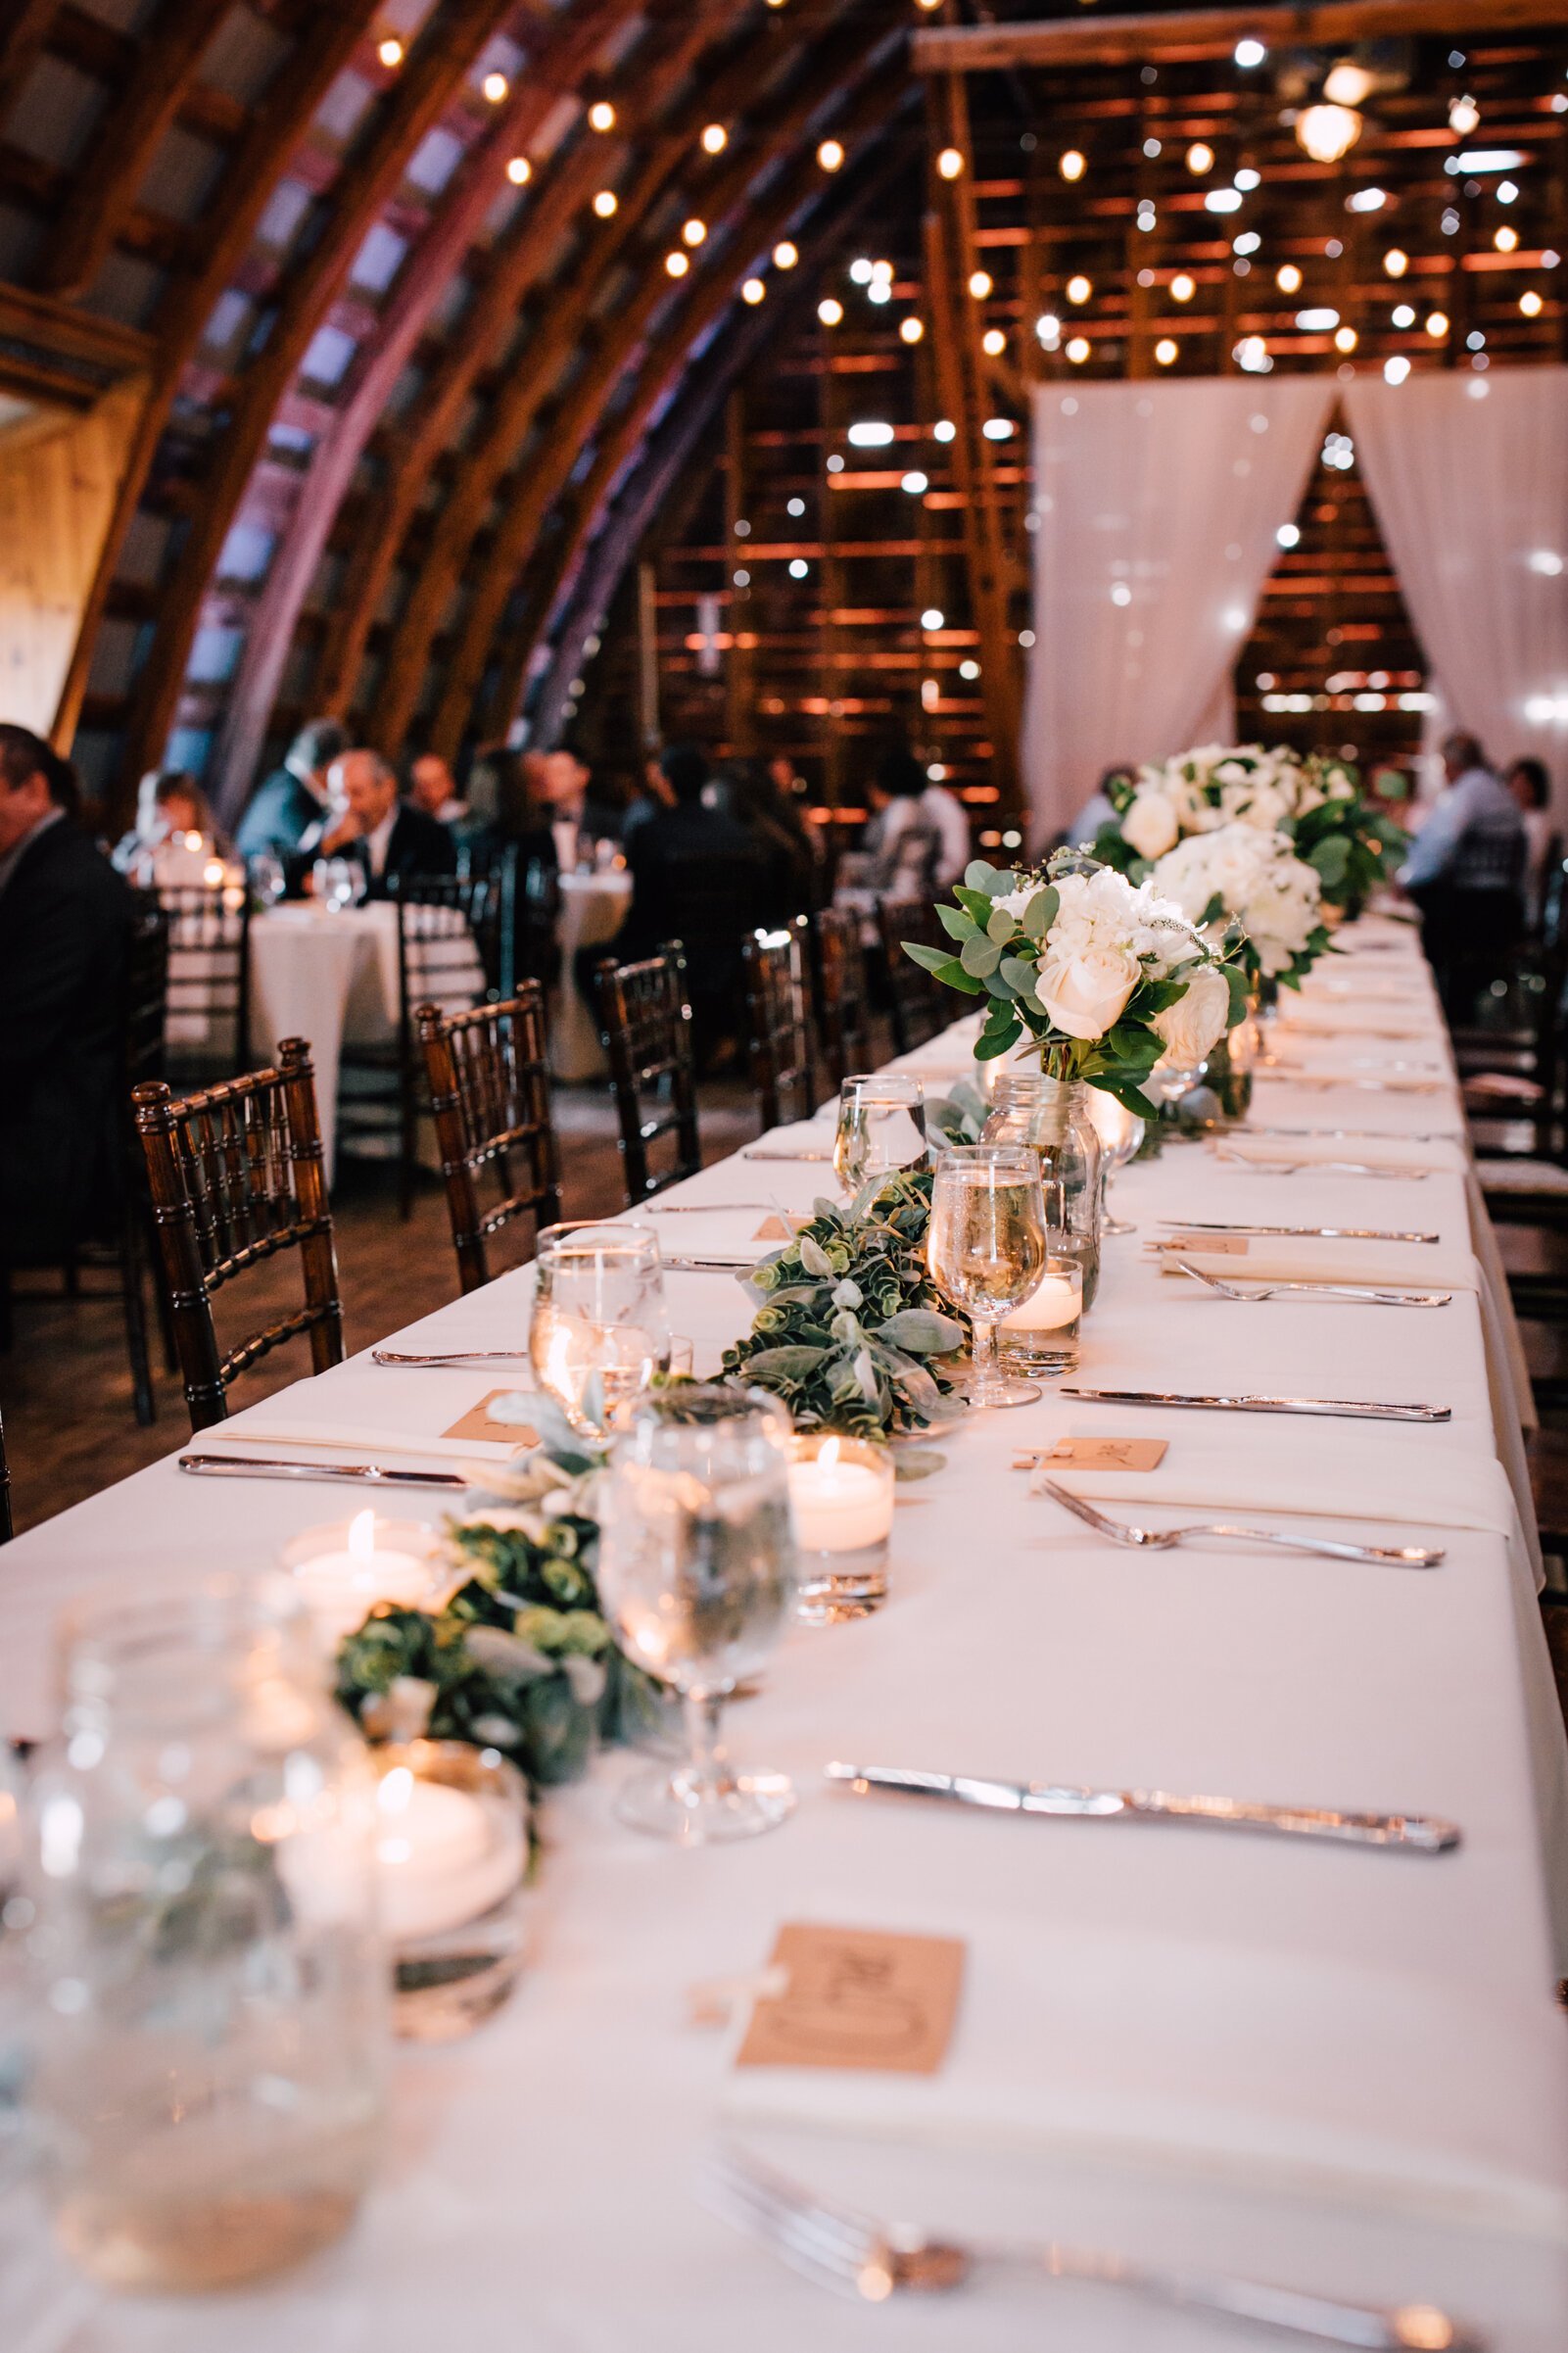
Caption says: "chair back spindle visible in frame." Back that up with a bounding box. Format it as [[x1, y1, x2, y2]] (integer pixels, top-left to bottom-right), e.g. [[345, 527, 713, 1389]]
[[416, 989, 562, 1292], [743, 918, 819, 1130], [810, 904, 872, 1089], [594, 945, 703, 1204]]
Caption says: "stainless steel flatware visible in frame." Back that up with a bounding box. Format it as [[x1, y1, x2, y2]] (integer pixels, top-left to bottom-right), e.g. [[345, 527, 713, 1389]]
[[372, 1347, 530, 1367], [661, 1256, 759, 1273], [1157, 1221, 1440, 1243], [1061, 1386, 1451, 1422], [1214, 1155, 1431, 1180], [179, 1453, 467, 1488], [1244, 1127, 1451, 1145], [647, 1202, 782, 1214], [1261, 1076, 1442, 1094], [701, 2146, 1482, 2346], [742, 1148, 832, 1163], [1174, 1260, 1452, 1310], [1037, 1478, 1446, 1567], [826, 1762, 1459, 1849]]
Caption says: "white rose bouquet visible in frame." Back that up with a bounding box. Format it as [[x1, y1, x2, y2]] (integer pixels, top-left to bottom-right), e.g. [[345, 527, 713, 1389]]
[[1152, 823, 1330, 986], [905, 852, 1245, 1116], [1090, 743, 1404, 920]]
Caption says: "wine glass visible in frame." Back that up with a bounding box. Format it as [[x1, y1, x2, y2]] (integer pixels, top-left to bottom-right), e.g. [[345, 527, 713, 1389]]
[[528, 1223, 671, 1437], [927, 1144, 1049, 1409], [833, 1075, 927, 1195], [596, 1386, 798, 1845], [249, 852, 285, 908], [1086, 1088, 1146, 1237]]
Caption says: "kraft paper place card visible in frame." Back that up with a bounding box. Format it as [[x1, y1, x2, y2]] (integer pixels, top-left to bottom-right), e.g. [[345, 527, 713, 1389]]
[[736, 1924, 965, 2077], [753, 1215, 796, 1241], [441, 1390, 538, 1446], [1015, 1437, 1168, 1472], [1160, 1231, 1249, 1257]]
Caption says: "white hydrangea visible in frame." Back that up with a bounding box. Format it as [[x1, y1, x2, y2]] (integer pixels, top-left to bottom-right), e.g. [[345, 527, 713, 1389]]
[[1153, 824, 1321, 978]]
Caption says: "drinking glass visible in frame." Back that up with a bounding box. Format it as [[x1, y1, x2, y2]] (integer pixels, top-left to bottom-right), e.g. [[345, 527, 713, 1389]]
[[595, 1387, 798, 1844], [1086, 1088, 1146, 1237], [312, 856, 357, 912], [248, 851, 285, 907], [927, 1144, 1049, 1408], [833, 1075, 927, 1194], [528, 1223, 671, 1436]]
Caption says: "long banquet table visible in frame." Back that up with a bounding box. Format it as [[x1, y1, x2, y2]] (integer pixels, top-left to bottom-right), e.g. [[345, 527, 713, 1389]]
[[6, 914, 1568, 2349]]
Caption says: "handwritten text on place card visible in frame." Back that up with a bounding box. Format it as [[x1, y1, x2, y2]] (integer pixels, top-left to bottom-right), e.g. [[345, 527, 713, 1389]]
[[736, 1924, 964, 2077]]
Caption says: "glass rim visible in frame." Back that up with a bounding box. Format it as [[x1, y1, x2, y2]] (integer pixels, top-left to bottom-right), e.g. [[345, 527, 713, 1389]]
[[535, 1219, 658, 1258], [615, 1379, 789, 1435], [932, 1142, 1039, 1173], [838, 1073, 924, 1099]]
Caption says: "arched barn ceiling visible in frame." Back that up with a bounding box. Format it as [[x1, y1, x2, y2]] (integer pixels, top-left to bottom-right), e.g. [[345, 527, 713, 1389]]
[[0, 0, 922, 818]]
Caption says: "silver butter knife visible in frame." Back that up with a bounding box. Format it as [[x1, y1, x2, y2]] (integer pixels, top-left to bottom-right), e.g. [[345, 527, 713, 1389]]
[[179, 1453, 467, 1488], [373, 1347, 530, 1367], [1156, 1222, 1440, 1243], [1062, 1387, 1450, 1422], [825, 1763, 1459, 1850]]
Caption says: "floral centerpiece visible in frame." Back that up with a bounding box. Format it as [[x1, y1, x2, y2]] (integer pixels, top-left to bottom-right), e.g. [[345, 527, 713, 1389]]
[[1151, 822, 1330, 988], [904, 852, 1245, 1117], [1093, 743, 1405, 920]]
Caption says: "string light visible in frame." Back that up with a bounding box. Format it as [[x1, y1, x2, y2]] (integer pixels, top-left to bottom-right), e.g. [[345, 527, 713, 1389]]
[[683, 217, 707, 245], [1384, 354, 1411, 384], [818, 138, 844, 171], [1383, 247, 1408, 277], [1060, 149, 1086, 181], [1324, 60, 1375, 106], [921, 607, 945, 631], [506, 156, 532, 186], [1296, 104, 1361, 163], [818, 296, 843, 325], [1155, 336, 1178, 364], [1522, 288, 1544, 315], [981, 327, 1006, 355], [902, 470, 928, 494], [1449, 93, 1481, 136], [1334, 324, 1357, 352], [968, 269, 992, 298], [1276, 262, 1303, 293], [1066, 273, 1092, 304], [1392, 303, 1415, 327], [1425, 310, 1449, 337], [588, 100, 615, 131], [1496, 225, 1519, 253], [1186, 142, 1213, 173], [900, 315, 924, 343], [593, 189, 617, 216], [666, 250, 689, 277], [1066, 334, 1090, 363], [377, 37, 404, 68], [1235, 36, 1266, 67], [932, 418, 956, 441], [482, 71, 508, 102], [741, 277, 765, 304], [936, 147, 964, 179], [773, 241, 798, 268], [1170, 272, 1195, 302], [701, 123, 728, 155]]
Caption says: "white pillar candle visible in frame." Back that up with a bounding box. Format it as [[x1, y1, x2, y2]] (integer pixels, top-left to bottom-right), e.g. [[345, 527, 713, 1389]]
[[787, 1435, 894, 1553], [285, 1510, 435, 1642], [1002, 1264, 1081, 1333], [375, 1766, 524, 1942]]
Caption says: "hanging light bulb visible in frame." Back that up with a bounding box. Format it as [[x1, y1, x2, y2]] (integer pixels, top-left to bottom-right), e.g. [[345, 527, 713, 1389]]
[[981, 327, 1007, 355], [1334, 324, 1357, 352], [817, 138, 844, 172], [377, 37, 404, 68], [1066, 335, 1090, 363], [701, 123, 728, 155], [1521, 288, 1544, 316], [1186, 142, 1214, 174], [1323, 60, 1375, 107], [665, 250, 689, 277], [1060, 149, 1086, 181], [773, 241, 798, 268], [818, 297, 843, 325], [1066, 272, 1092, 304], [1496, 224, 1519, 253], [683, 217, 707, 246], [1297, 105, 1362, 163], [936, 147, 964, 180], [1170, 272, 1195, 302], [593, 189, 617, 216], [1155, 337, 1178, 365], [968, 268, 992, 298], [741, 277, 766, 305], [506, 156, 532, 186], [1383, 246, 1408, 277], [1425, 309, 1449, 337], [588, 100, 616, 131]]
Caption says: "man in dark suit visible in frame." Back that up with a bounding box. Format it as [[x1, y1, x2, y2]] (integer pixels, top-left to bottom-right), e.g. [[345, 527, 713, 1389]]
[[301, 747, 455, 897], [614, 744, 768, 1065], [234, 716, 350, 860], [0, 723, 133, 1266]]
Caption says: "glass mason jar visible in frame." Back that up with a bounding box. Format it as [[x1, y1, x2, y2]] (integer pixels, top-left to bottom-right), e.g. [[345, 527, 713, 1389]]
[[1203, 1003, 1259, 1122], [980, 1073, 1103, 1312], [26, 1581, 387, 2292]]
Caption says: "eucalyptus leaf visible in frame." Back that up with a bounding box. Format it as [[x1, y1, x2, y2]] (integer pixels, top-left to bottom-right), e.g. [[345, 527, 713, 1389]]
[[903, 938, 955, 975], [936, 903, 977, 941], [1022, 887, 1058, 939], [960, 936, 1002, 979], [964, 859, 999, 890], [892, 1448, 946, 1481], [985, 905, 1016, 945]]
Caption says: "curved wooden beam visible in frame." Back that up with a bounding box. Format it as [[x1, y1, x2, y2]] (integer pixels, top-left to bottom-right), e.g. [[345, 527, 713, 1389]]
[[0, 0, 60, 131]]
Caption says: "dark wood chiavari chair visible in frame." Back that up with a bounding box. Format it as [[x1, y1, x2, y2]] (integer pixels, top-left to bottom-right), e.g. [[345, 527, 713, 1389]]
[[594, 944, 702, 1204], [159, 881, 254, 1086], [416, 989, 562, 1293], [133, 1037, 344, 1433], [877, 897, 947, 1056], [742, 918, 819, 1131], [810, 903, 873, 1089], [337, 873, 499, 1218]]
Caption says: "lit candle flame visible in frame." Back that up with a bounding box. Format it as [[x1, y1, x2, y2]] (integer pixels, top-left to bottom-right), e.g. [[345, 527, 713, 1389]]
[[819, 1435, 840, 1472], [349, 1509, 376, 1562]]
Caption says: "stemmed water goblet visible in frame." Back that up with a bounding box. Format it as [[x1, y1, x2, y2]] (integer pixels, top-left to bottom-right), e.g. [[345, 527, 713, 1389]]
[[927, 1144, 1049, 1409], [833, 1075, 927, 1196], [1087, 1088, 1146, 1237], [527, 1223, 672, 1437]]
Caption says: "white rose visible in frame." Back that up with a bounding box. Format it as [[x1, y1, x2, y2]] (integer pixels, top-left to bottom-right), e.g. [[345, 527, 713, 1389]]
[[1036, 942, 1142, 1039], [1120, 791, 1181, 860], [989, 885, 1036, 922], [1152, 962, 1231, 1066]]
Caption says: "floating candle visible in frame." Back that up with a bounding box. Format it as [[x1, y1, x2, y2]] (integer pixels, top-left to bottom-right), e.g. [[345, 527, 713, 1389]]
[[283, 1511, 437, 1642], [1002, 1262, 1082, 1334], [375, 1764, 524, 1942], [787, 1434, 894, 1554]]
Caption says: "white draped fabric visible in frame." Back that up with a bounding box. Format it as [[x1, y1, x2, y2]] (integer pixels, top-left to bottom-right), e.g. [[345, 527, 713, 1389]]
[[1022, 376, 1335, 842], [1344, 365, 1568, 807]]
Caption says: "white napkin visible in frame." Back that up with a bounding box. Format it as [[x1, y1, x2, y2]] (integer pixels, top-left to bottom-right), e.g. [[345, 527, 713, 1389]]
[[1213, 1130, 1464, 1174], [1160, 1237, 1477, 1290], [725, 1915, 1568, 2236], [1275, 1001, 1438, 1038]]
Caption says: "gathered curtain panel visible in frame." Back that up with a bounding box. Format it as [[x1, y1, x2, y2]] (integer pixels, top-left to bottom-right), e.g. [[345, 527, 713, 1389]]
[[1022, 375, 1337, 844], [1344, 365, 1568, 808]]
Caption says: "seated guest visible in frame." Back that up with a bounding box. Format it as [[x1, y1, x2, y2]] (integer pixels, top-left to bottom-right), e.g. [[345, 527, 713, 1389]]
[[407, 750, 466, 828], [235, 716, 350, 859], [1400, 731, 1526, 1018], [861, 745, 943, 899], [1066, 764, 1135, 852], [609, 743, 768, 1064], [546, 740, 625, 850], [301, 748, 455, 896], [112, 769, 229, 880], [622, 752, 676, 843], [921, 768, 972, 888], [721, 757, 823, 920], [0, 724, 133, 1268], [1506, 756, 1555, 927]]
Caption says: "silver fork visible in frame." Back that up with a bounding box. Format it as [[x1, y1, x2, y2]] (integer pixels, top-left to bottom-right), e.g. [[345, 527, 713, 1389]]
[[700, 2147, 1481, 2347], [1037, 1478, 1445, 1567], [1214, 1154, 1432, 1181], [1175, 1260, 1451, 1309]]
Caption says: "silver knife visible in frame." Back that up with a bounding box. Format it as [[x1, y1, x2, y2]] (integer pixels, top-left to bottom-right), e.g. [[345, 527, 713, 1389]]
[[1156, 1222, 1439, 1243], [647, 1202, 784, 1214], [825, 1764, 1459, 1850], [662, 1256, 760, 1273], [742, 1148, 833, 1163], [1061, 1387, 1450, 1422], [373, 1347, 531, 1367], [1214, 1158, 1431, 1180], [179, 1453, 468, 1488]]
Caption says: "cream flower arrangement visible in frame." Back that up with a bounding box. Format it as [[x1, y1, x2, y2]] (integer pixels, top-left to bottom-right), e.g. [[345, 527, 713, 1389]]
[[906, 852, 1245, 1116], [1152, 823, 1330, 985]]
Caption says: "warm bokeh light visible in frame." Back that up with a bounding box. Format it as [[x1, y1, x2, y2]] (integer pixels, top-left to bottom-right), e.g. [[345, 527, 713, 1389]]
[[701, 123, 728, 155], [1186, 142, 1213, 174], [1066, 334, 1090, 363], [588, 101, 615, 131], [482, 71, 508, 103], [1066, 273, 1092, 304], [1155, 337, 1178, 365], [774, 240, 798, 268], [1383, 247, 1408, 277], [1496, 224, 1519, 253], [1060, 149, 1085, 181], [981, 327, 1006, 355], [665, 250, 689, 277], [936, 147, 964, 179], [899, 315, 924, 343], [593, 189, 617, 217], [818, 139, 844, 171], [1425, 310, 1449, 338], [1170, 272, 1195, 302], [741, 277, 765, 304], [1334, 324, 1357, 352], [1276, 262, 1303, 293], [968, 269, 992, 298], [818, 297, 843, 325], [683, 217, 706, 245], [1522, 288, 1544, 315], [1296, 103, 1361, 163], [1449, 93, 1481, 136], [377, 37, 404, 68], [506, 156, 532, 186]]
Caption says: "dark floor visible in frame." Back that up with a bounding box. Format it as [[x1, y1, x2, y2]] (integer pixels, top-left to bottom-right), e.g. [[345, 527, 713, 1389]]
[[1, 1080, 759, 1540]]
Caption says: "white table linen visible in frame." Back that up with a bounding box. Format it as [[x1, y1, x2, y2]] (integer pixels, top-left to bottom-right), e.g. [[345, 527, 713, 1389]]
[[4, 918, 1568, 2348], [552, 870, 632, 1081]]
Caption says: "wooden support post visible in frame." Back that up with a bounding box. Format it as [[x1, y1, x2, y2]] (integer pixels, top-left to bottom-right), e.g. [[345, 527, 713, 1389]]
[[637, 560, 660, 751]]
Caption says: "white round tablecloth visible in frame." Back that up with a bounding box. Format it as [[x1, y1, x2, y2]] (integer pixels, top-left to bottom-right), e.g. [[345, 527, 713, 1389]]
[[553, 870, 632, 1081]]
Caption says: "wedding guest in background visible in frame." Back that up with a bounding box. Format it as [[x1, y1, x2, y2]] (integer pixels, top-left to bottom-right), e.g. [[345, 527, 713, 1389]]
[[621, 751, 676, 843], [112, 769, 230, 877], [1400, 731, 1526, 1017], [300, 747, 454, 896], [465, 744, 558, 873], [407, 750, 467, 828], [860, 745, 943, 899], [1064, 764, 1135, 852], [921, 764, 971, 888], [609, 743, 767, 1064], [544, 741, 624, 855], [721, 756, 824, 918], [235, 716, 350, 859], [0, 724, 132, 1270], [1505, 756, 1556, 927]]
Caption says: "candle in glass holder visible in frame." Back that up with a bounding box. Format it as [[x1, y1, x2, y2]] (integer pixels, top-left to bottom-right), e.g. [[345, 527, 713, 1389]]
[[281, 1510, 440, 1642], [787, 1433, 895, 1621], [1000, 1257, 1082, 1372], [374, 1743, 529, 2040]]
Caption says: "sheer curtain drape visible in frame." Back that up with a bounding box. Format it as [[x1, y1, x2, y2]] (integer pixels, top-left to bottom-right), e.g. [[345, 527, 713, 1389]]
[[1343, 366, 1568, 804], [1022, 376, 1335, 842]]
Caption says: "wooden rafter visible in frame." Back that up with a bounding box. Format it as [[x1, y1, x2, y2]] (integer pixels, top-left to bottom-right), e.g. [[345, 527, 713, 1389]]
[[914, 0, 1568, 72], [0, 0, 59, 131]]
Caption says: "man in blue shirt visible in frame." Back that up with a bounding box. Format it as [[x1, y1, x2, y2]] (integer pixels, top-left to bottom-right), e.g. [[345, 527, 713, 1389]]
[[1399, 731, 1526, 1020]]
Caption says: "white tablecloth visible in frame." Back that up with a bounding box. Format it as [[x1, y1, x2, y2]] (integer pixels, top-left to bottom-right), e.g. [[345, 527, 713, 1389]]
[[552, 870, 632, 1081], [5, 916, 1568, 2347]]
